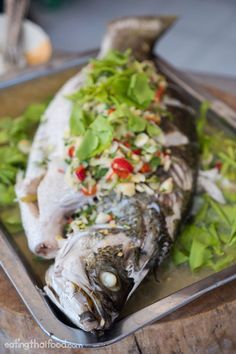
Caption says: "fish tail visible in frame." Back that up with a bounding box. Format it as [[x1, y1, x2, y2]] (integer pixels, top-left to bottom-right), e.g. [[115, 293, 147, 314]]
[[100, 15, 177, 60]]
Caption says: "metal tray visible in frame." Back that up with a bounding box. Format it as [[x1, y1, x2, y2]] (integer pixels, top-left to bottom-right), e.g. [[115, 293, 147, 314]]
[[0, 52, 236, 348]]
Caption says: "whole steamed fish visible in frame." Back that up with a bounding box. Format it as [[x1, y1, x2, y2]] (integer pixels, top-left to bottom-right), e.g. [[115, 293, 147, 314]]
[[16, 16, 198, 331]]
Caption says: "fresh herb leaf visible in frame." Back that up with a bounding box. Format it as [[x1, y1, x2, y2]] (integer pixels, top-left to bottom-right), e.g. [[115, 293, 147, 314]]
[[94, 167, 109, 179], [147, 122, 162, 137], [189, 237, 212, 271], [77, 116, 113, 160], [77, 130, 99, 161], [128, 73, 154, 108], [150, 156, 161, 169], [172, 246, 188, 266], [70, 104, 87, 135], [128, 113, 146, 132]]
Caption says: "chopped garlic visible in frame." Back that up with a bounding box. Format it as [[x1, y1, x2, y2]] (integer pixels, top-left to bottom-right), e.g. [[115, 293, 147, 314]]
[[134, 133, 149, 147], [141, 183, 154, 195], [149, 182, 160, 190], [109, 141, 119, 154], [131, 173, 146, 183], [133, 161, 143, 173], [160, 177, 173, 193], [116, 182, 135, 197], [90, 157, 111, 167], [143, 154, 153, 162], [132, 154, 140, 162], [95, 212, 111, 224], [163, 156, 171, 171], [135, 184, 145, 193]]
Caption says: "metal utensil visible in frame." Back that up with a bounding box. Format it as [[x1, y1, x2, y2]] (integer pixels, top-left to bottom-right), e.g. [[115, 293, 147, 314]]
[[3, 0, 29, 68]]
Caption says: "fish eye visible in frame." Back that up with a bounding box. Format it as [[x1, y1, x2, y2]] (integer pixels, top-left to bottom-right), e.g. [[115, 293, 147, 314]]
[[99, 271, 118, 290]]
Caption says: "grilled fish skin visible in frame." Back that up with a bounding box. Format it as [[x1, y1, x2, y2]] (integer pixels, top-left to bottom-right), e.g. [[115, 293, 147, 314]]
[[16, 15, 198, 331]]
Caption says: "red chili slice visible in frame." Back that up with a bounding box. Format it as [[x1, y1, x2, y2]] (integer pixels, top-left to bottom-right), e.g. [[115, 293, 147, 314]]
[[140, 163, 151, 173], [132, 149, 142, 155], [75, 166, 86, 181], [112, 158, 133, 179], [215, 161, 223, 171], [123, 141, 131, 148], [68, 146, 75, 158], [155, 85, 165, 102], [81, 184, 97, 196], [108, 107, 116, 114]]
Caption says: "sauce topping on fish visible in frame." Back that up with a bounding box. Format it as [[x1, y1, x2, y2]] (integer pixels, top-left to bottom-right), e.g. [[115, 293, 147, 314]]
[[64, 51, 172, 199]]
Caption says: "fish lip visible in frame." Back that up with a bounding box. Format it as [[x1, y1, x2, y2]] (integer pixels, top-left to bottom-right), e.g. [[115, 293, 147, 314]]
[[78, 284, 106, 330]]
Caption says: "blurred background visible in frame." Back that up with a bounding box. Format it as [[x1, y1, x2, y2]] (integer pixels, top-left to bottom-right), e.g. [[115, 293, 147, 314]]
[[0, 0, 235, 84]]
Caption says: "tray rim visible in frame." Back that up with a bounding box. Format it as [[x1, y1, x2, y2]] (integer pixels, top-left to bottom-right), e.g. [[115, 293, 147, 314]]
[[0, 53, 236, 348]]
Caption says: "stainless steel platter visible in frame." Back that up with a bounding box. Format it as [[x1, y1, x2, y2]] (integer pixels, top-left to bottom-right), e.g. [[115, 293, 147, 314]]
[[0, 50, 236, 348]]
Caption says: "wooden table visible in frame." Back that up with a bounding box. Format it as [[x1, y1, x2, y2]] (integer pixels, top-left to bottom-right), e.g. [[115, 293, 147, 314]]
[[0, 81, 236, 354]]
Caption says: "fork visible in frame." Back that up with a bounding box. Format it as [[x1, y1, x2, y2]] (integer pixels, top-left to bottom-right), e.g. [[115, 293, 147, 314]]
[[3, 0, 29, 69]]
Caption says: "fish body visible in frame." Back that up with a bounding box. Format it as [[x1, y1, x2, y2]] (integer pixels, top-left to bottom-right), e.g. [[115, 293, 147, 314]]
[[15, 71, 91, 258], [16, 16, 198, 331]]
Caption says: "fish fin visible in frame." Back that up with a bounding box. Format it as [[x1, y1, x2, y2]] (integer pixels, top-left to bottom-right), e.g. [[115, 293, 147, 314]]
[[100, 15, 177, 60]]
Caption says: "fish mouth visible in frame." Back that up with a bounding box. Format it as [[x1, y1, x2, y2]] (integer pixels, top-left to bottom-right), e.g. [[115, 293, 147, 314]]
[[74, 285, 107, 331], [44, 270, 106, 332]]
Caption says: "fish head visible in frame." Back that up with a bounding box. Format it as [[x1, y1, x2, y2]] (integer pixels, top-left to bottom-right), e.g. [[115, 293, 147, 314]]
[[44, 228, 136, 331]]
